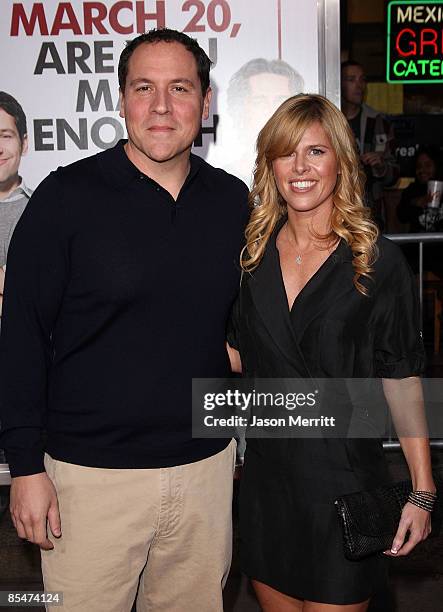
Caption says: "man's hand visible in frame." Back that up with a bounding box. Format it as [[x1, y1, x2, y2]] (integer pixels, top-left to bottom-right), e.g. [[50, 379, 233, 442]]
[[412, 194, 433, 209], [226, 343, 242, 374], [10, 472, 61, 550]]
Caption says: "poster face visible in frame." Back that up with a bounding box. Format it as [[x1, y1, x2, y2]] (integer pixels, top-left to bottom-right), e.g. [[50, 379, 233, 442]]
[[1, 0, 322, 188]]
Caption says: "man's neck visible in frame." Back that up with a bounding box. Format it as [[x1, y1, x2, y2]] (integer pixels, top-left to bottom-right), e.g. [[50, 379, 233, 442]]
[[124, 143, 191, 201], [342, 101, 361, 121], [0, 174, 21, 201]]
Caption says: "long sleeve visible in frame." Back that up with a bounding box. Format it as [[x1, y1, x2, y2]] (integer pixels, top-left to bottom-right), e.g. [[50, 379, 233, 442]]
[[0, 173, 69, 477], [374, 247, 425, 379]]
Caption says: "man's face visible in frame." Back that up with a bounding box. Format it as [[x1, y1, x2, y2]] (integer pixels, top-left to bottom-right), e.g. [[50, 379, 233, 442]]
[[0, 109, 27, 188], [341, 65, 366, 107], [244, 73, 293, 136], [119, 41, 211, 167]]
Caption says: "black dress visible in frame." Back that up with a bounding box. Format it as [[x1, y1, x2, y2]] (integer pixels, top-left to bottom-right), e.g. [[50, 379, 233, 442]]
[[229, 219, 425, 605]]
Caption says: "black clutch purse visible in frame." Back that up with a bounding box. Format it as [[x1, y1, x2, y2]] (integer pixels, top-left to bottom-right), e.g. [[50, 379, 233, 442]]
[[335, 478, 442, 560]]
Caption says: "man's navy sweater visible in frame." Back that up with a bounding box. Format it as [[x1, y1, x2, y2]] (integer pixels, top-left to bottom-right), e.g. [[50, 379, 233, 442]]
[[0, 141, 249, 477]]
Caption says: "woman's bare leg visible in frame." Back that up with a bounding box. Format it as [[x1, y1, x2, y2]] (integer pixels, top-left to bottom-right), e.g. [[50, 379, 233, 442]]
[[303, 599, 370, 612], [252, 580, 303, 611], [252, 580, 370, 612]]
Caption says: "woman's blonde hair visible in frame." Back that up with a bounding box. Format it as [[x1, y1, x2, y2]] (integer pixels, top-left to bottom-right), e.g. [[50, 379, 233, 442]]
[[241, 93, 379, 294]]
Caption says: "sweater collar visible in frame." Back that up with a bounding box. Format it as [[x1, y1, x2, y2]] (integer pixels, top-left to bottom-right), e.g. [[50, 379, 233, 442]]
[[98, 139, 203, 190]]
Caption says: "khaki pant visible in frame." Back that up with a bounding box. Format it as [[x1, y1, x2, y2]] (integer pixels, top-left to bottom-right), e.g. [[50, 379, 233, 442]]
[[42, 440, 236, 612]]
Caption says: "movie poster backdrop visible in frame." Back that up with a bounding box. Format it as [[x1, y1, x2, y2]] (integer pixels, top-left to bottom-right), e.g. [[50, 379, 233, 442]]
[[0, 0, 336, 188]]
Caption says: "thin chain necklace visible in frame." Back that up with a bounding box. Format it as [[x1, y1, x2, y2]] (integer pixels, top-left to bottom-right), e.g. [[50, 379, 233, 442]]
[[284, 222, 335, 265], [285, 223, 315, 265]]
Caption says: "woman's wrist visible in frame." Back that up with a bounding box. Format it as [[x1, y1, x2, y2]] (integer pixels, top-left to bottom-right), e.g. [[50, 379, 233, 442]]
[[408, 490, 437, 512], [408, 461, 435, 493], [411, 478, 436, 495]]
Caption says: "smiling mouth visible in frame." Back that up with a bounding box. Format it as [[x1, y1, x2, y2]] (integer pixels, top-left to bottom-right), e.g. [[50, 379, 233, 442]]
[[290, 180, 316, 190]]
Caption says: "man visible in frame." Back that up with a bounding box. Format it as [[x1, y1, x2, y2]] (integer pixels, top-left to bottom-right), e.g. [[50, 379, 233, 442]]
[[341, 60, 398, 227], [224, 58, 304, 184], [0, 92, 31, 320], [0, 29, 248, 612]]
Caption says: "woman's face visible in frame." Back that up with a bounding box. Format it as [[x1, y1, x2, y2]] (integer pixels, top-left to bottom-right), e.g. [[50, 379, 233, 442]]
[[416, 153, 436, 184], [272, 121, 339, 216]]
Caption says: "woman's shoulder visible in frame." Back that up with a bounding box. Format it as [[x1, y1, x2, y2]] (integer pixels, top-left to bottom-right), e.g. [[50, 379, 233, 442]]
[[375, 235, 409, 268], [376, 234, 404, 258], [373, 235, 414, 289]]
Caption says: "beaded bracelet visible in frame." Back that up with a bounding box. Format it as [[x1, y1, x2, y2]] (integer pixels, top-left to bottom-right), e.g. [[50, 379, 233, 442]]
[[408, 490, 437, 513]]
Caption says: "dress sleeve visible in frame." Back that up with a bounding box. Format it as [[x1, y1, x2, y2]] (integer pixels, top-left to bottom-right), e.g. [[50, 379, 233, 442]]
[[374, 248, 425, 378]]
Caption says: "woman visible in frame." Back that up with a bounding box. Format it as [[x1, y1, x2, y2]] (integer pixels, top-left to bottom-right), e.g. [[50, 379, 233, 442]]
[[396, 145, 443, 276], [397, 145, 443, 233], [227, 94, 436, 611]]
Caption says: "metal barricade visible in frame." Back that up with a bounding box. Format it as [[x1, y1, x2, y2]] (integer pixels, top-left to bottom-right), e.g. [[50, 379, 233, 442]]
[[0, 464, 10, 486], [384, 232, 443, 328]]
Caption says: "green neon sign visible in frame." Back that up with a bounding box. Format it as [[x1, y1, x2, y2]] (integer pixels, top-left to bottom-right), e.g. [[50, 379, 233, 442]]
[[386, 1, 443, 84]]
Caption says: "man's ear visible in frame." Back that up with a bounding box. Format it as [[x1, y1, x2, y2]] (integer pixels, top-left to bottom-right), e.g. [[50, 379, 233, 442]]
[[21, 134, 28, 156], [202, 87, 212, 120], [119, 89, 125, 119]]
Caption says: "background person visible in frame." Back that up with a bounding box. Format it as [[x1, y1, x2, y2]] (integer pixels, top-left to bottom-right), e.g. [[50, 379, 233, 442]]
[[397, 145, 443, 278], [0, 91, 30, 465], [0, 29, 248, 612], [341, 60, 398, 228], [397, 145, 443, 233], [0, 91, 31, 319], [228, 94, 435, 611]]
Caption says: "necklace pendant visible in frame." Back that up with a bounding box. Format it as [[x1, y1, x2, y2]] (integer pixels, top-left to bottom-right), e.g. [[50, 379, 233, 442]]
[[295, 254, 302, 265]]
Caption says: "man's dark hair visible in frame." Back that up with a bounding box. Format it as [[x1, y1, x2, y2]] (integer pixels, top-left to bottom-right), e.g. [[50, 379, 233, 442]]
[[118, 28, 212, 96], [341, 60, 364, 73], [0, 91, 27, 144], [226, 58, 304, 117]]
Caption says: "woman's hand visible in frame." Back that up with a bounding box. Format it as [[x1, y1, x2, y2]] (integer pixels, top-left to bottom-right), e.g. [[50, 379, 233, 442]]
[[226, 343, 242, 373], [382, 378, 435, 557], [384, 502, 431, 557]]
